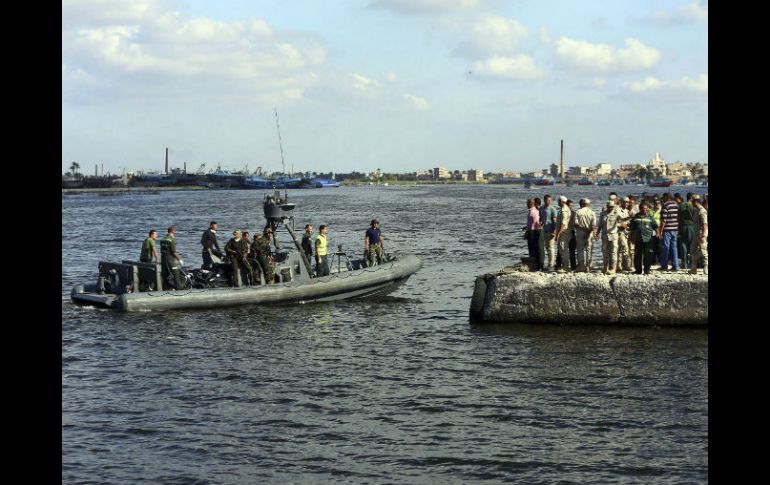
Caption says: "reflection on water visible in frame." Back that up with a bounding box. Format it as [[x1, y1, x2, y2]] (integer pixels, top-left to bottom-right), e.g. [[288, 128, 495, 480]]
[[62, 185, 707, 484]]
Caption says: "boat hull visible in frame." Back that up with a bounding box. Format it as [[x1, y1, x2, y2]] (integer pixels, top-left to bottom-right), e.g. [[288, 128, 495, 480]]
[[71, 253, 423, 312]]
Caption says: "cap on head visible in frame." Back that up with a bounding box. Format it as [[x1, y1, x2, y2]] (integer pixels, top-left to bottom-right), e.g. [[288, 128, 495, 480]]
[[559, 195, 568, 202], [691, 194, 701, 200], [623, 197, 630, 202], [233, 230, 240, 236], [584, 198, 591, 205]]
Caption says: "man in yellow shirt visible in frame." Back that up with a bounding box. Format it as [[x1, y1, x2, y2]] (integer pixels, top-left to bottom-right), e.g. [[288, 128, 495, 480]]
[[315, 225, 330, 276]]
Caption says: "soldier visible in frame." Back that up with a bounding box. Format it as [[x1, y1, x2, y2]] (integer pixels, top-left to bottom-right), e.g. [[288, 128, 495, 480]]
[[573, 198, 596, 272], [253, 227, 277, 284], [595, 200, 619, 274], [315, 225, 330, 276], [553, 195, 572, 273], [630, 202, 659, 275], [365, 219, 385, 267], [200, 221, 223, 269], [224, 230, 246, 286], [301, 224, 314, 263], [160, 226, 185, 289], [140, 229, 159, 263], [567, 199, 577, 270], [689, 195, 708, 275], [539, 194, 558, 272], [240, 231, 255, 284], [616, 197, 633, 272]]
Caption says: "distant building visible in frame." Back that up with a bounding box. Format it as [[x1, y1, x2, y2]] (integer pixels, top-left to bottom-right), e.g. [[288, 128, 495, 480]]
[[503, 171, 521, 178], [648, 152, 667, 175], [468, 169, 484, 182], [595, 163, 612, 176], [433, 167, 451, 180], [569, 166, 589, 176], [549, 164, 559, 178]]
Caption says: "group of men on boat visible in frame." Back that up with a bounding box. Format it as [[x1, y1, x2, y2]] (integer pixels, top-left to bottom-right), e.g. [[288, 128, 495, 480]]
[[139, 218, 386, 290], [524, 191, 708, 275]]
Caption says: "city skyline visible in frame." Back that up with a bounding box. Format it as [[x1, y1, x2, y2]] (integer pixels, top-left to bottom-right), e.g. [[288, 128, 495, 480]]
[[62, 0, 708, 175]]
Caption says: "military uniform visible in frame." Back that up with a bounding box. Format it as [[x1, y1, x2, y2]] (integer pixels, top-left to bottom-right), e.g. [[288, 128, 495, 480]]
[[597, 208, 619, 274], [239, 237, 254, 284], [253, 236, 276, 284], [689, 206, 708, 275], [160, 234, 185, 289], [616, 207, 633, 272], [574, 206, 596, 272], [140, 237, 156, 263], [224, 237, 245, 286], [555, 204, 572, 272], [630, 212, 659, 274]]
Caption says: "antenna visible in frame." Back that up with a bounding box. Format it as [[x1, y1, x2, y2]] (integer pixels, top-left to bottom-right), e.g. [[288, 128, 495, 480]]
[[274, 107, 286, 174]]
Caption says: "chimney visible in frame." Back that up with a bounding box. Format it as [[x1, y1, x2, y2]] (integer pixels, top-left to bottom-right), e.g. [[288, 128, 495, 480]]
[[184, 162, 187, 174], [560, 140, 564, 180], [95, 164, 98, 176], [165, 147, 169, 175]]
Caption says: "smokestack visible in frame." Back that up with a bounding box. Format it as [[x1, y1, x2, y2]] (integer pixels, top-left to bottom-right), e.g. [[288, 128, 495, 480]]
[[95, 164, 98, 177], [560, 139, 564, 180], [165, 147, 169, 175], [101, 163, 104, 176], [184, 162, 187, 174]]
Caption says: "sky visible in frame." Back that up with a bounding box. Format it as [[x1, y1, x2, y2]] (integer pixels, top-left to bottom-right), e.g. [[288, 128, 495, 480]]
[[62, 0, 708, 175]]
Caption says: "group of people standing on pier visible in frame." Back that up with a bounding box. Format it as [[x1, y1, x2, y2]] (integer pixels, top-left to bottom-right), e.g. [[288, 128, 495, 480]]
[[524, 191, 708, 275], [139, 218, 386, 289]]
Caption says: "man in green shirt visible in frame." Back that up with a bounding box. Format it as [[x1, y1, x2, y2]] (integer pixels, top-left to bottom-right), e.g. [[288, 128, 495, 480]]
[[630, 202, 659, 275], [160, 226, 186, 289], [140, 230, 159, 263]]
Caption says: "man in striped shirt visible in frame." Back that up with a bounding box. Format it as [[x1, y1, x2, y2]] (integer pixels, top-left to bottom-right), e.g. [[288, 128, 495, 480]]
[[657, 193, 680, 271]]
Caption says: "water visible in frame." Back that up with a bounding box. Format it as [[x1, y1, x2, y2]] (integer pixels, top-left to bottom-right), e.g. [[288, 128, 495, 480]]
[[62, 184, 707, 483]]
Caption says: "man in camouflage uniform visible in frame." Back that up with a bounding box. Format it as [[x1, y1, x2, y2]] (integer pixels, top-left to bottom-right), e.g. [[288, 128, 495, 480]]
[[553, 195, 572, 273], [573, 198, 596, 272], [225, 230, 247, 287], [253, 227, 277, 284], [160, 226, 186, 290], [616, 197, 634, 272], [689, 195, 708, 275], [595, 200, 619, 274], [240, 231, 255, 284]]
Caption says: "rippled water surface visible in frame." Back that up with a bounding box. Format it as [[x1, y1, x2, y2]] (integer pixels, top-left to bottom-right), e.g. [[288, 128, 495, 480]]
[[62, 185, 708, 483]]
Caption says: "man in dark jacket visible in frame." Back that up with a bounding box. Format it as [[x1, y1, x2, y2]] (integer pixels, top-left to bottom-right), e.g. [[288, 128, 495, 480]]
[[201, 221, 222, 269]]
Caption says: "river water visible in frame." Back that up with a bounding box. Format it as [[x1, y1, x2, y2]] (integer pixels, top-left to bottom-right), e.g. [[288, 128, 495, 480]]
[[62, 184, 707, 484]]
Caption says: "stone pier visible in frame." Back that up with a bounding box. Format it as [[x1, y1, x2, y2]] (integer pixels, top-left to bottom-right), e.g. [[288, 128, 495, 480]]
[[470, 266, 707, 327]]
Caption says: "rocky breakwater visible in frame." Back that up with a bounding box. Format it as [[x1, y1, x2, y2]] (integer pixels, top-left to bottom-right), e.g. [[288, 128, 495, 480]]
[[470, 265, 707, 327]]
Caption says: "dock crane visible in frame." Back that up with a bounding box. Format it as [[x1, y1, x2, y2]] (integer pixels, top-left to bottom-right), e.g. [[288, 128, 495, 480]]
[[196, 163, 206, 175]]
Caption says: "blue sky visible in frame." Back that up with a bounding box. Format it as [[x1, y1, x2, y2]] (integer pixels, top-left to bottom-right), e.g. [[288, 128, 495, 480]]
[[62, 0, 707, 175]]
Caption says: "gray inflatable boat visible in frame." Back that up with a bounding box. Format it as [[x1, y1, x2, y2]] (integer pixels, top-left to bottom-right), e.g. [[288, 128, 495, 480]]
[[71, 252, 422, 312], [70, 189, 422, 312]]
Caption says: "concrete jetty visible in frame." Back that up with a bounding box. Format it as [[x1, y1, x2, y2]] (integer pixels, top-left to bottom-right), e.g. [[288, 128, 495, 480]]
[[470, 265, 707, 327]]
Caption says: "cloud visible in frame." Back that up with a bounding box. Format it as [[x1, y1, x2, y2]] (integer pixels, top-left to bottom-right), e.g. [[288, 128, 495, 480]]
[[62, 0, 327, 103], [348, 73, 382, 92], [467, 15, 529, 55], [555, 37, 661, 73], [370, 0, 487, 15], [403, 94, 430, 110], [632, 1, 708, 26], [470, 55, 546, 80], [627, 74, 708, 94]]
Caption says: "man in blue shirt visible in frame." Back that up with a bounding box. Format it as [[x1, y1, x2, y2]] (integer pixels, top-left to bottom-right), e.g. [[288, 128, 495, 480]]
[[365, 219, 385, 267], [538, 194, 558, 272]]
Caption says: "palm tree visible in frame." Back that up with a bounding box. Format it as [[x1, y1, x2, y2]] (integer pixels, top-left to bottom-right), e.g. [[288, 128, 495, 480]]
[[69, 161, 80, 175]]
